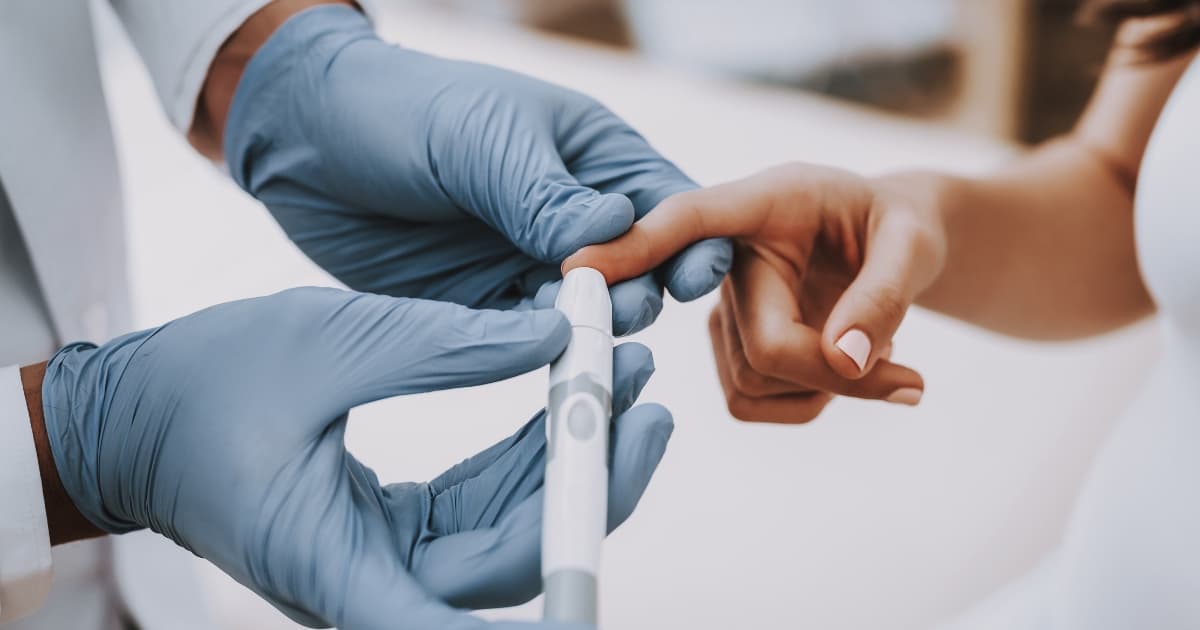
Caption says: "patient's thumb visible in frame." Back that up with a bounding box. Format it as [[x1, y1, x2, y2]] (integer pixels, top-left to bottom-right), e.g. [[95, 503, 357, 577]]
[[820, 213, 938, 381]]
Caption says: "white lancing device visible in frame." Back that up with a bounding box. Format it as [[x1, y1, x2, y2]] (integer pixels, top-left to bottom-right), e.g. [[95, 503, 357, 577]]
[[542, 267, 613, 625]]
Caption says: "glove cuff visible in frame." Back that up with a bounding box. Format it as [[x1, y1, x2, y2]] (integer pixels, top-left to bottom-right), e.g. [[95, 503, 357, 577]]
[[223, 4, 375, 193], [42, 342, 143, 535]]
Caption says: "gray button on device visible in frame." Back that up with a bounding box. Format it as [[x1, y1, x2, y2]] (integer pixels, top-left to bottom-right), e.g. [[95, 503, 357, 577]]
[[567, 400, 598, 440]]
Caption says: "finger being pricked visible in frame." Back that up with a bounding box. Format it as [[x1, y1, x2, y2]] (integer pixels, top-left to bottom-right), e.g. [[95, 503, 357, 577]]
[[562, 178, 775, 288], [725, 245, 925, 405]]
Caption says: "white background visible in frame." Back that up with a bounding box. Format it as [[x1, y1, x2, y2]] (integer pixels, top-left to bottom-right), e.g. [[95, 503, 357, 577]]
[[94, 5, 1159, 629]]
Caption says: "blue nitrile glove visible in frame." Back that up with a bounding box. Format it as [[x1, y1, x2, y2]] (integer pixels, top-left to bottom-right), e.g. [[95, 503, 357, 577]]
[[224, 5, 731, 336], [40, 287, 673, 629]]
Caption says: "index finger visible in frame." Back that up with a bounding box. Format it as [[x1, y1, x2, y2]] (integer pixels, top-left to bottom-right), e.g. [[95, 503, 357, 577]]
[[563, 177, 774, 285]]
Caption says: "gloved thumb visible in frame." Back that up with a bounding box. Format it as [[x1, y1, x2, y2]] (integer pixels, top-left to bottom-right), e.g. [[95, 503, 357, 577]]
[[821, 211, 942, 384], [518, 175, 636, 264]]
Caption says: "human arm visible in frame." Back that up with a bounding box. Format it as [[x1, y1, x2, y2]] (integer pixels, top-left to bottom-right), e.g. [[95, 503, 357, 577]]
[[565, 16, 1197, 422], [212, 5, 729, 335], [113, 0, 729, 334], [908, 17, 1197, 339]]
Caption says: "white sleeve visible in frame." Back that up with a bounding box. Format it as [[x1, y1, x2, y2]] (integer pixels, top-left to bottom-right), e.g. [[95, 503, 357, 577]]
[[108, 0, 381, 133], [0, 365, 52, 624]]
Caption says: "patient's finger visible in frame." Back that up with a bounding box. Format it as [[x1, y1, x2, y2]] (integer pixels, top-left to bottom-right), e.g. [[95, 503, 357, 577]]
[[821, 209, 939, 382], [726, 245, 924, 401], [563, 177, 774, 286]]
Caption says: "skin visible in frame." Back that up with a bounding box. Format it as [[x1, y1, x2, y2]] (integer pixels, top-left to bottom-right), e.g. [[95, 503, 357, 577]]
[[23, 362, 102, 544], [565, 14, 1199, 424]]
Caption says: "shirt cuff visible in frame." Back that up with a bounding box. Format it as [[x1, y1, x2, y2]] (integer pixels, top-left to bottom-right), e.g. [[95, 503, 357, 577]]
[[0, 365, 52, 623], [113, 0, 382, 133]]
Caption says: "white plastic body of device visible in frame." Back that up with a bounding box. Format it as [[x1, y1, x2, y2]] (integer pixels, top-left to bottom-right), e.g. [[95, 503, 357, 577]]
[[542, 267, 613, 625]]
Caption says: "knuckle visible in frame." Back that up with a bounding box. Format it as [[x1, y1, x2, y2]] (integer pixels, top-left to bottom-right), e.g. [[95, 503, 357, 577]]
[[865, 283, 910, 326]]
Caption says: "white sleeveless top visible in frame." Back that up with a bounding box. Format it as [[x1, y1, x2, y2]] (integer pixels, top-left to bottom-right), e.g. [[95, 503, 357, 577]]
[[1137, 55, 1200, 344], [943, 53, 1200, 630], [1048, 50, 1200, 628]]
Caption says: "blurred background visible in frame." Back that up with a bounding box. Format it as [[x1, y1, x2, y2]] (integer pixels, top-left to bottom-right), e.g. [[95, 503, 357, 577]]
[[91, 1, 1153, 629], [404, 0, 1115, 142]]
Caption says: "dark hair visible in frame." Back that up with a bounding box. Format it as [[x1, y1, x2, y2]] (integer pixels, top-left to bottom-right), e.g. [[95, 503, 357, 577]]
[[1079, 0, 1200, 59]]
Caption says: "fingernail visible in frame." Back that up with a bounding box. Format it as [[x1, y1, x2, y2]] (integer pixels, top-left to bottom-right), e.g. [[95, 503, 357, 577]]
[[835, 329, 871, 372], [885, 387, 923, 406]]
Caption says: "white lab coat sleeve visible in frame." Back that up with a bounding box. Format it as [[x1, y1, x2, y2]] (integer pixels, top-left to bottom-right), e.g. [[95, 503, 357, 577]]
[[0, 365, 52, 624], [108, 0, 380, 133]]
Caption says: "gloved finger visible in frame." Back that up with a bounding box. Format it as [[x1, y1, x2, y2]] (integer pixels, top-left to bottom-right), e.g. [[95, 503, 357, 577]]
[[326, 540, 585, 630], [604, 402, 674, 529], [534, 273, 663, 336], [424, 343, 656, 532], [411, 401, 673, 610], [655, 237, 733, 302], [304, 289, 570, 409], [819, 209, 940, 388], [560, 108, 732, 303], [273, 207, 546, 308], [724, 246, 924, 401], [440, 117, 636, 264], [559, 106, 694, 218]]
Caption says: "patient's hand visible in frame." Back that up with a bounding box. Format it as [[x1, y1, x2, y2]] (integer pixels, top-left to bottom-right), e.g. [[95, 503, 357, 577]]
[[566, 163, 939, 423]]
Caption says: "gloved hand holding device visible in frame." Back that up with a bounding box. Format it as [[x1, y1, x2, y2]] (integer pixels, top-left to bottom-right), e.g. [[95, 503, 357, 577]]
[[223, 5, 731, 336], [36, 287, 672, 629]]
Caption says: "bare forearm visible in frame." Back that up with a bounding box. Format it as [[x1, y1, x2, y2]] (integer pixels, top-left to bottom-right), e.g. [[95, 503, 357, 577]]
[[903, 138, 1152, 340], [22, 361, 104, 545]]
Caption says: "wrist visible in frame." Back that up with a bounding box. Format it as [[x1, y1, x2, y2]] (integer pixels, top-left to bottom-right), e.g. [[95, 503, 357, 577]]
[[189, 0, 359, 159], [223, 3, 378, 194], [22, 361, 103, 545]]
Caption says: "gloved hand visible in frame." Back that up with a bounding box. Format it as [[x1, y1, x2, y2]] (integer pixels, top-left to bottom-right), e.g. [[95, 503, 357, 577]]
[[223, 5, 731, 336], [40, 287, 673, 629]]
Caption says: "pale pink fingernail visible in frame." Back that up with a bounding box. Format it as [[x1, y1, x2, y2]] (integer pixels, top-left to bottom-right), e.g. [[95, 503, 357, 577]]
[[835, 329, 871, 372], [885, 387, 923, 406]]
